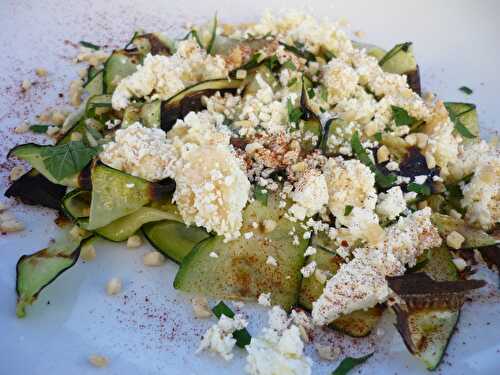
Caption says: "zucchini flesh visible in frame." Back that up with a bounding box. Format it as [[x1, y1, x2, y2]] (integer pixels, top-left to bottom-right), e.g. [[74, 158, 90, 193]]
[[173, 194, 308, 310], [5, 169, 67, 210], [140, 100, 161, 128], [379, 42, 421, 95], [103, 50, 139, 94], [443, 102, 479, 143], [243, 65, 278, 97], [143, 220, 210, 263], [61, 189, 91, 220], [394, 246, 460, 370], [298, 245, 383, 337], [132, 33, 172, 56], [16, 228, 93, 317], [161, 78, 243, 132], [87, 164, 160, 230], [85, 207, 180, 242], [431, 213, 497, 248]]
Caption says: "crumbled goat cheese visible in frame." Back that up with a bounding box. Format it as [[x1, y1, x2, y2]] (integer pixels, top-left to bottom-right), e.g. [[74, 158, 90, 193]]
[[174, 143, 250, 241], [106, 277, 122, 296], [112, 40, 228, 110], [88, 354, 109, 368], [376, 186, 406, 221], [99, 122, 177, 181], [143, 251, 166, 266], [322, 59, 358, 103], [289, 170, 329, 220], [209, 251, 219, 258], [414, 175, 427, 184], [126, 234, 142, 248], [258, 292, 272, 306], [304, 246, 317, 257], [245, 306, 312, 375], [446, 231, 465, 250], [266, 256, 278, 267], [460, 151, 499, 230], [323, 157, 377, 223], [300, 261, 317, 278], [191, 296, 213, 319], [198, 314, 248, 361], [312, 208, 441, 325]]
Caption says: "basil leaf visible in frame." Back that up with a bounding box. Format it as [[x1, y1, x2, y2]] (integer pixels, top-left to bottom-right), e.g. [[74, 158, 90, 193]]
[[29, 124, 51, 133], [212, 301, 252, 348], [240, 52, 262, 70], [287, 99, 303, 124], [79, 41, 100, 50], [307, 88, 315, 99], [374, 132, 383, 142], [351, 131, 396, 188], [391, 105, 417, 127], [206, 14, 218, 55], [331, 353, 374, 375], [255, 185, 268, 206], [459, 86, 473, 95], [407, 182, 431, 197], [379, 42, 412, 66], [344, 205, 353, 216], [41, 141, 97, 180]]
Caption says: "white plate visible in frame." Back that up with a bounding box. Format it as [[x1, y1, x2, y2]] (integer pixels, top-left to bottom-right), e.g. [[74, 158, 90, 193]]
[[1, 0, 499, 374]]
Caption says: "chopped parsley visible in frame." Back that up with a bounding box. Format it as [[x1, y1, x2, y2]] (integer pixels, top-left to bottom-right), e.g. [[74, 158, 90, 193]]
[[282, 60, 297, 71], [319, 85, 328, 102], [391, 105, 417, 127], [41, 141, 97, 180], [459, 86, 473, 95], [287, 99, 303, 124], [265, 55, 280, 71], [212, 301, 251, 348], [240, 52, 262, 70], [29, 124, 51, 133], [407, 182, 431, 197], [79, 41, 100, 50], [351, 131, 396, 188], [307, 87, 315, 99], [331, 353, 374, 375], [344, 205, 353, 216], [374, 132, 383, 143], [444, 103, 477, 139]]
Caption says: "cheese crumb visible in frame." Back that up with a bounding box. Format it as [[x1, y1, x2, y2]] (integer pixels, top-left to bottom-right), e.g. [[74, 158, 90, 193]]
[[262, 219, 277, 233], [81, 243, 96, 261], [289, 170, 329, 220], [376, 186, 406, 221], [198, 314, 248, 361], [35, 68, 48, 77], [452, 257, 467, 271], [266, 256, 278, 267], [14, 121, 30, 133], [10, 166, 25, 181], [300, 261, 317, 278], [209, 251, 219, 258], [258, 292, 272, 306]]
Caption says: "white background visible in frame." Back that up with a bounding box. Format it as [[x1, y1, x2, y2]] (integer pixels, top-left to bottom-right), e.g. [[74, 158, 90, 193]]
[[0, 1, 499, 374]]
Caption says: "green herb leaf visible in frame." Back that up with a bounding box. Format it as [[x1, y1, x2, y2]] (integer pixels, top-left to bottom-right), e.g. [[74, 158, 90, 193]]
[[212, 301, 252, 348], [391, 105, 417, 127], [184, 30, 204, 49], [307, 88, 315, 99], [374, 132, 383, 142], [206, 14, 218, 55], [331, 353, 374, 375], [351, 131, 396, 188], [255, 185, 268, 206], [279, 41, 316, 62], [123, 31, 139, 50], [29, 124, 51, 133], [322, 48, 336, 62], [240, 53, 262, 70], [287, 77, 298, 88], [320, 118, 333, 154], [41, 141, 97, 180], [282, 60, 297, 71], [379, 42, 412, 66], [79, 41, 101, 50], [344, 205, 353, 216], [266, 55, 280, 71], [407, 182, 431, 197], [459, 86, 473, 95], [319, 85, 328, 102], [444, 105, 477, 139], [287, 99, 303, 124]]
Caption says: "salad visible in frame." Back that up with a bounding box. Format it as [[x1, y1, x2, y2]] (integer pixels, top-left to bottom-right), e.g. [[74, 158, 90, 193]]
[[4, 10, 499, 374]]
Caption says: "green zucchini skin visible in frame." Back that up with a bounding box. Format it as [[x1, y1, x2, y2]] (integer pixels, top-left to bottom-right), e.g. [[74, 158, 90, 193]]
[[87, 164, 173, 230], [379, 42, 421, 95], [173, 195, 308, 311], [392, 246, 462, 370], [142, 220, 210, 263], [160, 79, 243, 132], [15, 230, 93, 317], [103, 50, 139, 94]]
